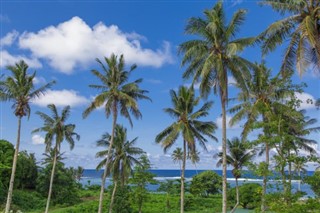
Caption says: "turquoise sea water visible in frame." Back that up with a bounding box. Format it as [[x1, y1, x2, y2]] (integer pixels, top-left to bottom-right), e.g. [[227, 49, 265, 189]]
[[80, 169, 315, 197]]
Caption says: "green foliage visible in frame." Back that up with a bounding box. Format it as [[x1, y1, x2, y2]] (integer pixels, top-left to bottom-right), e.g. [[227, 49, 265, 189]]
[[0, 139, 14, 188], [190, 171, 222, 197], [266, 192, 320, 213], [304, 171, 320, 197], [228, 183, 261, 209], [157, 179, 181, 195], [15, 151, 38, 190], [130, 155, 157, 212], [11, 190, 46, 212], [112, 185, 132, 213], [36, 163, 80, 205]]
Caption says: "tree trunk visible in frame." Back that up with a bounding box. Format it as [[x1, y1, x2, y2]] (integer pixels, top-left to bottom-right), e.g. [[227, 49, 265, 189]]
[[288, 159, 292, 204], [5, 117, 22, 213], [98, 102, 118, 213], [180, 140, 186, 213], [230, 178, 239, 213], [261, 142, 269, 213], [298, 170, 301, 191], [221, 95, 228, 213], [109, 181, 118, 213], [45, 146, 58, 213]]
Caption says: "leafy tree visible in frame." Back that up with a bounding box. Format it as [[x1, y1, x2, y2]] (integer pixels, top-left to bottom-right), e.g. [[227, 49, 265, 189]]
[[0, 60, 54, 213], [130, 155, 157, 213], [179, 3, 255, 211], [190, 171, 223, 197], [36, 162, 80, 206], [216, 137, 255, 213], [228, 183, 262, 209], [156, 86, 217, 213], [83, 54, 150, 213], [96, 125, 144, 213], [292, 156, 308, 191], [0, 140, 14, 189], [304, 171, 320, 197], [260, 0, 320, 76], [33, 104, 80, 213], [15, 151, 38, 190]]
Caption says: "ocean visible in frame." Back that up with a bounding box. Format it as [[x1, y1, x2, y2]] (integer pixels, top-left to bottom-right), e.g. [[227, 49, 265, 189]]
[[80, 169, 315, 197]]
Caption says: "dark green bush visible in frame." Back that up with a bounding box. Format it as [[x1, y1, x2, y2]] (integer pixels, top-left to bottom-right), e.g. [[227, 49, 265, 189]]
[[228, 183, 262, 209], [11, 190, 46, 211], [190, 171, 223, 197]]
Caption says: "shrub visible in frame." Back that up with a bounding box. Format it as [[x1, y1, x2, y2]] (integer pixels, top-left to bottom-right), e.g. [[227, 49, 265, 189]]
[[228, 183, 262, 209], [190, 171, 222, 197]]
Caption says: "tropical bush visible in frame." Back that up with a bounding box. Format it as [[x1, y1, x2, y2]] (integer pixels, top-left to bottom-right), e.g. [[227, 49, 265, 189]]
[[228, 183, 261, 209], [190, 171, 223, 197]]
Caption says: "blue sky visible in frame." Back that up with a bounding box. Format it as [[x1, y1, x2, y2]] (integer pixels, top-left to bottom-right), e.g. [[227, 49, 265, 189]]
[[1, 0, 319, 170]]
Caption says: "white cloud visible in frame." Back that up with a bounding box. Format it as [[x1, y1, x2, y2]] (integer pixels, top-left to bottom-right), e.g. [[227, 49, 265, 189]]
[[216, 115, 240, 129], [19, 16, 173, 74], [32, 134, 45, 145], [33, 76, 47, 85], [0, 50, 42, 68], [294, 92, 316, 110], [228, 76, 236, 86], [32, 89, 89, 107], [1, 31, 19, 46]]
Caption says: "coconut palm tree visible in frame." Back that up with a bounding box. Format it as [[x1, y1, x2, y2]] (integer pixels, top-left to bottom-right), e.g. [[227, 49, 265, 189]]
[[156, 86, 217, 213], [83, 54, 150, 213], [216, 137, 255, 213], [41, 149, 66, 165], [0, 60, 54, 213], [172, 147, 184, 172], [178, 3, 255, 212], [260, 0, 320, 76], [292, 156, 308, 191], [228, 62, 295, 212], [188, 149, 200, 174], [33, 104, 80, 213], [96, 125, 144, 213]]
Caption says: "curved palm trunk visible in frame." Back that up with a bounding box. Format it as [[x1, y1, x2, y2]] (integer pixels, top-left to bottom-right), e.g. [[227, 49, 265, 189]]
[[109, 181, 118, 213], [5, 117, 22, 213], [98, 102, 118, 213], [180, 140, 186, 213], [221, 95, 228, 213], [230, 177, 239, 213], [45, 147, 58, 213], [261, 142, 269, 213]]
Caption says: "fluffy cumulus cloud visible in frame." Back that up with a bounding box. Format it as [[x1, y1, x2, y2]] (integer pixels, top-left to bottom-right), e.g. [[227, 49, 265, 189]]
[[1, 31, 19, 46], [32, 134, 45, 145], [18, 16, 173, 74], [0, 50, 42, 68], [294, 92, 316, 110], [32, 89, 89, 107]]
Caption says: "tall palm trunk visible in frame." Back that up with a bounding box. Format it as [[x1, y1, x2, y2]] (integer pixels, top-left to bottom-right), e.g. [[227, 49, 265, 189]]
[[109, 181, 118, 213], [261, 118, 269, 213], [221, 93, 228, 213], [261, 142, 269, 213], [231, 177, 239, 213], [5, 117, 22, 213], [98, 102, 118, 213], [298, 170, 301, 191], [180, 140, 186, 213], [45, 146, 58, 213]]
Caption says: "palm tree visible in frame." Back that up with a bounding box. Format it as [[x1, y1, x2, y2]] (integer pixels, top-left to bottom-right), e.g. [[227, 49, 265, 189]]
[[229, 62, 295, 212], [216, 137, 255, 213], [172, 147, 184, 172], [292, 156, 308, 191], [188, 149, 200, 174], [33, 104, 80, 213], [96, 125, 144, 213], [83, 54, 150, 213], [260, 0, 320, 76], [156, 86, 217, 213], [0, 60, 54, 213], [178, 3, 255, 212], [41, 149, 66, 165]]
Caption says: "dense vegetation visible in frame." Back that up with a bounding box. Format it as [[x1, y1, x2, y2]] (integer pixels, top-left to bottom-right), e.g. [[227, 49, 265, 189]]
[[1, 0, 319, 213]]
